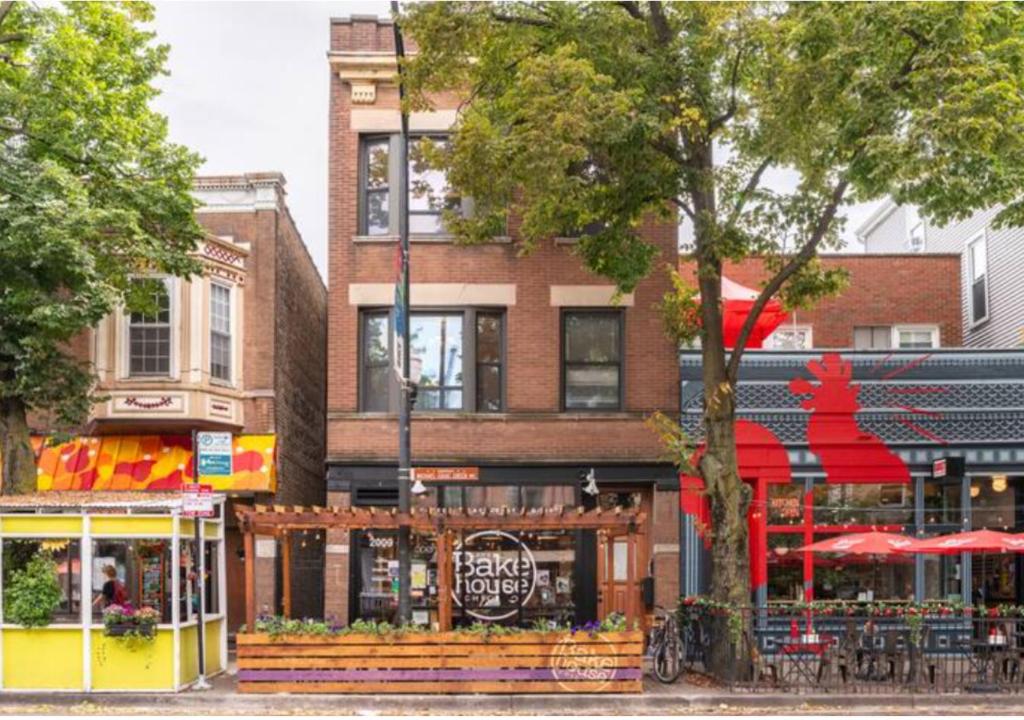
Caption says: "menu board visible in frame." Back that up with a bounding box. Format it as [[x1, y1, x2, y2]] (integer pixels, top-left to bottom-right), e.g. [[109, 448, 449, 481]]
[[139, 554, 164, 614]]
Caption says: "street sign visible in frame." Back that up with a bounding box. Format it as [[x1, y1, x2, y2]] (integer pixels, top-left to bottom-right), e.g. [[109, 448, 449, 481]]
[[182, 483, 214, 518], [414, 467, 480, 482], [196, 431, 233, 477]]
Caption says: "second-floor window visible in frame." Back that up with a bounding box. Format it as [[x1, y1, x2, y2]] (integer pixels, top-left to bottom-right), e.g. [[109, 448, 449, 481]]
[[968, 232, 988, 325], [210, 283, 232, 382], [359, 135, 460, 236], [360, 309, 504, 412], [894, 325, 939, 349], [563, 310, 622, 411], [763, 325, 813, 350], [128, 280, 172, 377]]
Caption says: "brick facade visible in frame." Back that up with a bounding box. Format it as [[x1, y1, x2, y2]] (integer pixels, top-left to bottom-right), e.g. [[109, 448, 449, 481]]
[[325, 17, 680, 624], [679, 254, 963, 348], [195, 175, 328, 624]]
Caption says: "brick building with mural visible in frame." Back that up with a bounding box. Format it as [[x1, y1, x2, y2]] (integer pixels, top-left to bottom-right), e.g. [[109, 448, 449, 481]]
[[25, 172, 327, 632]]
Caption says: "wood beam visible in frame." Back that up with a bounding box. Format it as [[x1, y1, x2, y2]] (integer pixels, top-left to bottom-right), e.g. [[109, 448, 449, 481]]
[[244, 531, 256, 631], [282, 532, 292, 618]]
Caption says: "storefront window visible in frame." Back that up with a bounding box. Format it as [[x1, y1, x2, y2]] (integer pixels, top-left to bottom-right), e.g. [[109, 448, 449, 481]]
[[811, 533, 913, 601], [971, 475, 1017, 530], [767, 484, 803, 526], [203, 541, 220, 615], [92, 539, 172, 622], [812, 483, 914, 528], [766, 534, 804, 601], [2, 539, 81, 623], [354, 530, 435, 626], [924, 480, 962, 527], [922, 539, 963, 602]]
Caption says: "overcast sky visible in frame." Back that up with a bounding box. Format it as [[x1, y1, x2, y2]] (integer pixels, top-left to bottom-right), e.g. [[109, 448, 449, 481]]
[[150, 1, 878, 282]]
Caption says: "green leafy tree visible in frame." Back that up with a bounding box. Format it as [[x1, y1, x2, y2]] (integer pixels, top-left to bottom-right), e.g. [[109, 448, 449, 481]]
[[5, 552, 62, 627], [401, 1, 1024, 673], [0, 2, 203, 493]]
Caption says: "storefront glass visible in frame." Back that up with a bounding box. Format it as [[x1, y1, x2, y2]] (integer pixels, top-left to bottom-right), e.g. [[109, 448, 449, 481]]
[[92, 539, 173, 622], [812, 483, 914, 527], [811, 533, 913, 601], [2, 539, 81, 623], [766, 533, 804, 601]]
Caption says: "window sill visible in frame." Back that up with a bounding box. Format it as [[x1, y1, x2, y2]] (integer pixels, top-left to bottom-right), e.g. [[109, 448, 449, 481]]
[[209, 378, 235, 390]]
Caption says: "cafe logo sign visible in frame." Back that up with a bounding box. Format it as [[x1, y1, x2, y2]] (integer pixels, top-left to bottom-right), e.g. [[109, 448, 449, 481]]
[[549, 635, 618, 692], [453, 530, 537, 621]]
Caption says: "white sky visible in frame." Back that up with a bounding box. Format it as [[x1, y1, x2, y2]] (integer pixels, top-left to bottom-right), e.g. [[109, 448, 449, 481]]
[[150, 1, 879, 281]]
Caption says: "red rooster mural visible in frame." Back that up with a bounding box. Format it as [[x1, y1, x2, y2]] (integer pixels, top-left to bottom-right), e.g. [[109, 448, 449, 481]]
[[789, 353, 910, 484]]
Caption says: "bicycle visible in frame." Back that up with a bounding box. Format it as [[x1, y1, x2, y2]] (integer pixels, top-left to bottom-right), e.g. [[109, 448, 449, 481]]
[[648, 605, 683, 683]]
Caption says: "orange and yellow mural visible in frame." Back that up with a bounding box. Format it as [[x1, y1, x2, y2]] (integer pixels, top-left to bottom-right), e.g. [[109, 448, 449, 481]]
[[23, 434, 276, 493]]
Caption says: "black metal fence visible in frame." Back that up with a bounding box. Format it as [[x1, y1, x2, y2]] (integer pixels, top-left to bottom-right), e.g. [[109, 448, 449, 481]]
[[681, 606, 1024, 694]]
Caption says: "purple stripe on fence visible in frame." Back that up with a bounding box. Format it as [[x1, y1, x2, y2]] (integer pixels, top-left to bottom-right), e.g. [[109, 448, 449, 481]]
[[238, 668, 642, 682]]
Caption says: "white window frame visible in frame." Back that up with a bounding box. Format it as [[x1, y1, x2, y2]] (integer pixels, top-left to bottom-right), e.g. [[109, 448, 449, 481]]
[[763, 324, 813, 350], [209, 280, 233, 385], [967, 230, 990, 327], [907, 221, 925, 252], [120, 276, 179, 380], [892, 324, 939, 349]]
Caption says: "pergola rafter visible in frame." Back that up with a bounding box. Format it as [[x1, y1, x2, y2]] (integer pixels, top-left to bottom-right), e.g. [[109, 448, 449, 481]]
[[237, 504, 646, 631]]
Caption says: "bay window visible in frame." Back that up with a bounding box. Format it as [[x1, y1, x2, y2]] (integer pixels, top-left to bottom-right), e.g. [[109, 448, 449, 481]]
[[128, 278, 172, 377], [210, 282, 232, 382]]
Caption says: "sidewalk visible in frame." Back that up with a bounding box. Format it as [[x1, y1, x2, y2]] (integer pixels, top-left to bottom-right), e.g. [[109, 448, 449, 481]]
[[0, 669, 1022, 715]]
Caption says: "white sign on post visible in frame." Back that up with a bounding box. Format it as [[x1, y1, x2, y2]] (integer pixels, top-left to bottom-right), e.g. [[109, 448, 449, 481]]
[[196, 431, 233, 477], [182, 483, 214, 518]]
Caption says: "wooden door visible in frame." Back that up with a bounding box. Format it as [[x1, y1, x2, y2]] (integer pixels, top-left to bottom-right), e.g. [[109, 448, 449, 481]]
[[595, 488, 651, 621]]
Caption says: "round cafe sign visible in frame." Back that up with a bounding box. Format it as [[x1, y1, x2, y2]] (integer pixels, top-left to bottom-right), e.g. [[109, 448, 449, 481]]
[[452, 530, 537, 621]]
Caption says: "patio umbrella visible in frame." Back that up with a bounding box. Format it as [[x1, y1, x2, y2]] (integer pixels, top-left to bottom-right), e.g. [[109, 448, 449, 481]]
[[901, 529, 1024, 605], [693, 275, 789, 349], [797, 531, 916, 600]]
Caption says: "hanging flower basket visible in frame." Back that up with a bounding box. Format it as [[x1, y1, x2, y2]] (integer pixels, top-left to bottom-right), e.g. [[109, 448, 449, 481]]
[[102, 604, 160, 641]]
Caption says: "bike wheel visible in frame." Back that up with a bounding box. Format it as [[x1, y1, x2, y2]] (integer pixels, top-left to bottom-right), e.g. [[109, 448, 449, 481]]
[[654, 629, 682, 683]]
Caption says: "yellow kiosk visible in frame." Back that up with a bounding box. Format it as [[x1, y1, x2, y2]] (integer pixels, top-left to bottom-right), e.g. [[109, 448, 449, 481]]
[[0, 492, 226, 692]]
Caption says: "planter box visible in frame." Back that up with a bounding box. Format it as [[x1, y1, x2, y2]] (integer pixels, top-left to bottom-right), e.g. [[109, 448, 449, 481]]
[[104, 623, 155, 638], [236, 630, 644, 694]]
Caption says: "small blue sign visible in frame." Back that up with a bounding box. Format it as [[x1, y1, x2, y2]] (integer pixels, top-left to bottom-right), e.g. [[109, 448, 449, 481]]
[[196, 431, 233, 478]]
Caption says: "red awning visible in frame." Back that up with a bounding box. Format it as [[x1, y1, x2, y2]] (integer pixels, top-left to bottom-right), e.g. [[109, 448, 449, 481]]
[[903, 529, 1024, 555]]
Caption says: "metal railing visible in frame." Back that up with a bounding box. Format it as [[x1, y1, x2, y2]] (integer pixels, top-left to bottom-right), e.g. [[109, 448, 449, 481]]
[[681, 606, 1024, 694]]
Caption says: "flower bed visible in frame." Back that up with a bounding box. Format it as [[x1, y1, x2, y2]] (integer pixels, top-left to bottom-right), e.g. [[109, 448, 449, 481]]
[[236, 618, 643, 694]]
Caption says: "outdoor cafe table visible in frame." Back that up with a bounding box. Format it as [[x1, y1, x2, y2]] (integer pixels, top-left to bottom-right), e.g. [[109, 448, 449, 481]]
[[969, 634, 1012, 691], [780, 635, 835, 685]]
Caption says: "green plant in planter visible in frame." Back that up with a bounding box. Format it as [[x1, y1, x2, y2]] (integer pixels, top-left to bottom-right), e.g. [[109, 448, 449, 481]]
[[6, 553, 62, 627]]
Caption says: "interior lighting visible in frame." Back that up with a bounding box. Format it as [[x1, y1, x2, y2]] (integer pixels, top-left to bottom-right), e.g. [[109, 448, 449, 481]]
[[992, 475, 1008, 493]]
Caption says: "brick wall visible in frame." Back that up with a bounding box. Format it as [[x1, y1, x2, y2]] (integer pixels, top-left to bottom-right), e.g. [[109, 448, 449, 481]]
[[679, 254, 963, 348]]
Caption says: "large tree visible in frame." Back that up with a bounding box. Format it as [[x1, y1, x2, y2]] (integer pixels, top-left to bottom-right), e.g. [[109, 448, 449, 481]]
[[401, 0, 1024, 668], [0, 2, 202, 493]]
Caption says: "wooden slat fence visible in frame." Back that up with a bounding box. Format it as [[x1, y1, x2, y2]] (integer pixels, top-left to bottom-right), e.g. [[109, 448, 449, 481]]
[[237, 631, 644, 694]]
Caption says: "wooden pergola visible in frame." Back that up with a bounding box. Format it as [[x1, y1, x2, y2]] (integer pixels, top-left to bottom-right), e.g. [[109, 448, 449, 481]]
[[236, 504, 647, 631]]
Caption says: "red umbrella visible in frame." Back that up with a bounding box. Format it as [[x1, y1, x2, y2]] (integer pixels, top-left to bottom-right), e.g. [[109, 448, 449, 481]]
[[694, 276, 789, 349], [798, 531, 915, 555], [903, 530, 1024, 605], [902, 529, 1024, 555], [798, 531, 916, 602]]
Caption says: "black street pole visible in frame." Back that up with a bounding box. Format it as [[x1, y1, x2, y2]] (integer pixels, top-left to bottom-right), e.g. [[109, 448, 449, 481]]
[[190, 429, 210, 689], [392, 1, 412, 626]]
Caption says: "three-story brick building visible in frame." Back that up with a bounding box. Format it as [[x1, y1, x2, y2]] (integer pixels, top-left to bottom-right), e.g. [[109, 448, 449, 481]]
[[324, 16, 681, 627]]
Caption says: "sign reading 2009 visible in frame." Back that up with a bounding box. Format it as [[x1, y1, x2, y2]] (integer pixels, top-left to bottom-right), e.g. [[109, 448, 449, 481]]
[[453, 530, 537, 621]]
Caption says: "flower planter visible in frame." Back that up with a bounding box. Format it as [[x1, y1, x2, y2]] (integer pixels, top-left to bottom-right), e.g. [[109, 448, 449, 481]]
[[236, 630, 644, 694], [105, 623, 155, 638]]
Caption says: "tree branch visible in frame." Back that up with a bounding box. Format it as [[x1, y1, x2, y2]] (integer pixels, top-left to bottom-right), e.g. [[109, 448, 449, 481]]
[[490, 12, 552, 29], [708, 45, 744, 135], [725, 176, 850, 382], [0, 2, 14, 31], [726, 155, 772, 228], [616, 1, 644, 21], [647, 1, 673, 46], [670, 196, 695, 221]]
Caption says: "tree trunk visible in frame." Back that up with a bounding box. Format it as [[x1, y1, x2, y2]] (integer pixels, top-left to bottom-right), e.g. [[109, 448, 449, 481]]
[[0, 396, 36, 495]]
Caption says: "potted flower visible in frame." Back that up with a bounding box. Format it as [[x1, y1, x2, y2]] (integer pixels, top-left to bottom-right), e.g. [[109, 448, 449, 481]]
[[103, 603, 156, 638]]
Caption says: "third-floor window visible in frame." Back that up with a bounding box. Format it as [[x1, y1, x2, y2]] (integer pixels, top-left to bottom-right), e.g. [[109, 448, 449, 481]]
[[358, 135, 461, 236], [128, 279, 172, 377], [210, 283, 232, 382], [360, 308, 504, 413]]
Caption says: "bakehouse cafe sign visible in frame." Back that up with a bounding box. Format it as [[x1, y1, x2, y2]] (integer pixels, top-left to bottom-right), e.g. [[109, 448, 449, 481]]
[[453, 530, 537, 621]]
